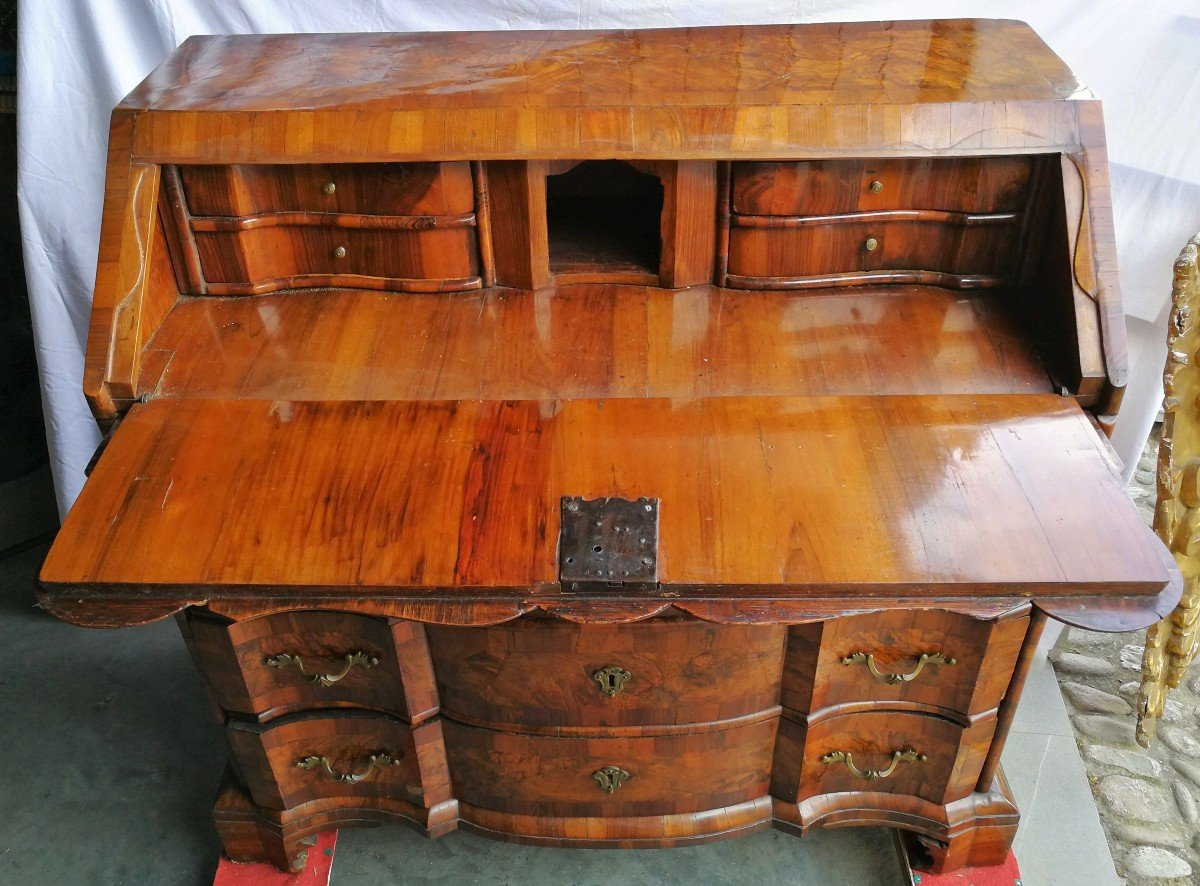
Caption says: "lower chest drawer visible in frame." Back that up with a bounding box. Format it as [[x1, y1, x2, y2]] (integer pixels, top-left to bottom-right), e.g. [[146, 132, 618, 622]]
[[183, 611, 437, 722], [772, 709, 996, 807], [427, 619, 785, 729], [443, 715, 778, 818], [783, 610, 1028, 718], [226, 711, 451, 811]]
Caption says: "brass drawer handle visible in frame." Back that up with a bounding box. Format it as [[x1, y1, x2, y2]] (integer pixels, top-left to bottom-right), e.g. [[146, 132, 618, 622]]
[[841, 651, 955, 684], [593, 765, 632, 793], [820, 748, 926, 781], [869, 179, 884, 193], [297, 751, 401, 784], [323, 181, 337, 195], [263, 650, 380, 686], [863, 236, 879, 251], [592, 665, 632, 697], [332, 245, 347, 259]]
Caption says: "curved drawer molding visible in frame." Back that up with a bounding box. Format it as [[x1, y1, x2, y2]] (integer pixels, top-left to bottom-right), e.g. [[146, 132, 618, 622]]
[[184, 611, 438, 722], [427, 619, 786, 730], [771, 709, 997, 807], [442, 715, 777, 819], [225, 710, 452, 812], [782, 609, 1027, 719]]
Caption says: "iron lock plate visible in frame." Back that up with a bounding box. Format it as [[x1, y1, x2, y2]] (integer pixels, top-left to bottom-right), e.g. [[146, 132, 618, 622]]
[[558, 496, 659, 591]]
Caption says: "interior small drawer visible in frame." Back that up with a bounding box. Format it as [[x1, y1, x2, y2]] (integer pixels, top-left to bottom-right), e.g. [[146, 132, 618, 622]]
[[183, 611, 437, 722], [772, 709, 996, 807], [782, 610, 1027, 718], [179, 162, 476, 217], [730, 157, 1033, 216], [442, 715, 777, 818], [192, 224, 480, 294], [726, 217, 1018, 286], [426, 619, 785, 730], [226, 710, 450, 812]]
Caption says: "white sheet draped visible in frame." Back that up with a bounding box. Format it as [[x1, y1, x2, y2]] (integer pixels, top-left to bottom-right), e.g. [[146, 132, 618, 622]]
[[18, 0, 1200, 513]]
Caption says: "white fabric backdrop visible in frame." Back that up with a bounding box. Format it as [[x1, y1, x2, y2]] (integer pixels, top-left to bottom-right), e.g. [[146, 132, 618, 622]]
[[18, 0, 1200, 514]]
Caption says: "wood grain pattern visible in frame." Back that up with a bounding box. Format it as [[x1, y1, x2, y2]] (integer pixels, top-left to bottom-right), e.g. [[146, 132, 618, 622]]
[[120, 22, 1091, 166], [179, 162, 474, 217], [771, 709, 995, 806], [731, 158, 1033, 216], [214, 766, 458, 871], [782, 609, 1027, 719], [40, 394, 1170, 600], [427, 618, 785, 730], [184, 611, 438, 722], [726, 216, 1019, 287], [226, 711, 451, 812], [442, 714, 777, 818], [138, 284, 1053, 403]]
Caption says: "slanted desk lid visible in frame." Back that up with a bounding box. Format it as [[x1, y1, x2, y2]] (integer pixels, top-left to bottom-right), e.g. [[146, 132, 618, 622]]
[[40, 394, 1174, 627]]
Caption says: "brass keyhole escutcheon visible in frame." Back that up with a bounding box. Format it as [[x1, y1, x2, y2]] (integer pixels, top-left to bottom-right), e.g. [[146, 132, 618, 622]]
[[869, 179, 884, 193], [593, 765, 631, 793], [864, 237, 879, 252], [592, 665, 632, 697], [333, 245, 347, 259], [323, 181, 337, 195]]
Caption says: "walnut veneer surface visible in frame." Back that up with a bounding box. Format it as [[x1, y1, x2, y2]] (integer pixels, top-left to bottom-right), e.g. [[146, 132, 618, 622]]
[[39, 20, 1177, 876]]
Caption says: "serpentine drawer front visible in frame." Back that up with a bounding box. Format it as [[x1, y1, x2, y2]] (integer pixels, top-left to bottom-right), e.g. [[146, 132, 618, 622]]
[[38, 21, 1179, 876]]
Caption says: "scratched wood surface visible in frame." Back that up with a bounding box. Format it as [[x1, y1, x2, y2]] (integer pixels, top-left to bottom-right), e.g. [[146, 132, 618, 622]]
[[139, 284, 1052, 402], [41, 393, 1169, 595]]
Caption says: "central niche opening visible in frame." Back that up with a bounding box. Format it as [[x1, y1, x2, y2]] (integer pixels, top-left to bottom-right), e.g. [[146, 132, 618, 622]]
[[545, 160, 663, 281]]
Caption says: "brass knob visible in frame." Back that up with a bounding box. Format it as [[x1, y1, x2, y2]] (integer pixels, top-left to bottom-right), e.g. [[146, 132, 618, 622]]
[[323, 181, 337, 195], [333, 246, 347, 259], [864, 237, 879, 252], [869, 180, 884, 193]]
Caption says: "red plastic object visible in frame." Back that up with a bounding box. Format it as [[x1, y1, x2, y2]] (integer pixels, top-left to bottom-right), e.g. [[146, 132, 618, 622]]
[[213, 831, 337, 886], [913, 851, 1022, 886]]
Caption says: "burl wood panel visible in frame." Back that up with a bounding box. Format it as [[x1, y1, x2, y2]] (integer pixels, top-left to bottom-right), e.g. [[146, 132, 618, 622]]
[[226, 711, 451, 813], [731, 158, 1033, 217], [120, 22, 1090, 164], [726, 216, 1019, 288], [783, 609, 1028, 718], [40, 394, 1170, 599], [179, 162, 474, 217], [442, 714, 777, 818], [771, 710, 996, 807], [427, 618, 785, 730], [184, 611, 438, 722], [139, 285, 1052, 403]]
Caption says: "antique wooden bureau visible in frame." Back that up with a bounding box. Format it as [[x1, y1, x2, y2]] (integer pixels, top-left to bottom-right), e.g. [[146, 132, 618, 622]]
[[39, 20, 1180, 874]]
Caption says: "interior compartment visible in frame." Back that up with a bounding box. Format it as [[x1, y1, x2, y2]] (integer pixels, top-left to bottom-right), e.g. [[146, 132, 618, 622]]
[[545, 160, 663, 280]]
